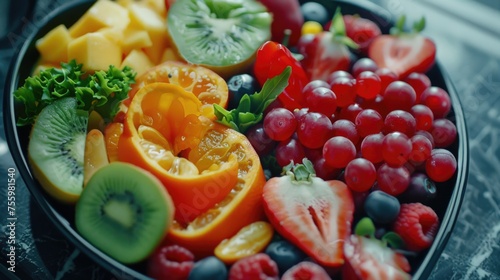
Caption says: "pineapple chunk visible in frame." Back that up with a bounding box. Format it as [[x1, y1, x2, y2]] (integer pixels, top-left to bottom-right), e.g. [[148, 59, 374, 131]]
[[68, 33, 122, 72], [35, 24, 72, 63], [69, 0, 130, 38], [121, 49, 154, 76]]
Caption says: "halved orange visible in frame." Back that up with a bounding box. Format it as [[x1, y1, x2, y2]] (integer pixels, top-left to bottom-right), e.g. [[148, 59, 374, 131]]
[[118, 82, 238, 224], [120, 60, 229, 119], [166, 123, 267, 258]]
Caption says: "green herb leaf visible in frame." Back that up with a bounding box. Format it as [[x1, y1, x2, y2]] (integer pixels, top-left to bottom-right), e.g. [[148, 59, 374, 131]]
[[214, 66, 291, 133], [381, 231, 405, 249], [14, 60, 136, 126], [250, 66, 291, 115]]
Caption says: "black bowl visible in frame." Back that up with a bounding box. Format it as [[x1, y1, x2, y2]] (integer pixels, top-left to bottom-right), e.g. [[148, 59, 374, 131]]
[[4, 0, 468, 279]]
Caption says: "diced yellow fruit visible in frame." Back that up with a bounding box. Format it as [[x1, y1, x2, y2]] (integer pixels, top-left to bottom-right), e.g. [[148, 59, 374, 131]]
[[301, 21, 323, 36], [116, 0, 133, 7], [121, 49, 154, 76], [128, 2, 168, 64], [161, 47, 181, 63], [68, 33, 122, 72], [35, 24, 72, 63], [96, 27, 124, 45], [69, 0, 130, 38], [143, 0, 167, 18], [122, 28, 152, 54], [83, 129, 110, 187], [117, 0, 166, 16]]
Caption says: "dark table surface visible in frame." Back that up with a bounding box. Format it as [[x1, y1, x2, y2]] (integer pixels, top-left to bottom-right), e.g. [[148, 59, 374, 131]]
[[1, 0, 500, 279]]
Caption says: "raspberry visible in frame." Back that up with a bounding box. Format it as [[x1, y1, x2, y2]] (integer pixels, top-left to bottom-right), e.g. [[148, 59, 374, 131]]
[[281, 261, 331, 280], [147, 244, 194, 280], [229, 253, 279, 280], [393, 203, 439, 252]]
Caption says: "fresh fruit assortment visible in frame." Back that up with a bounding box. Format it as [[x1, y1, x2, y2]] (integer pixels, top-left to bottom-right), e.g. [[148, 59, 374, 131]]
[[13, 0, 461, 279]]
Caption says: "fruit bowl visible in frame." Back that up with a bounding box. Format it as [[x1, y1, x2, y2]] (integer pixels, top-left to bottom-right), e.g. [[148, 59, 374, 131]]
[[3, 0, 468, 279]]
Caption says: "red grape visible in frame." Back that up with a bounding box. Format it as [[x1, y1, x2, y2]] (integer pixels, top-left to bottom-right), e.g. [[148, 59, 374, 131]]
[[352, 57, 378, 78], [382, 132, 412, 167], [263, 108, 297, 141], [384, 110, 416, 136], [410, 104, 434, 131], [355, 109, 384, 137], [425, 149, 457, 182], [431, 118, 457, 148], [296, 112, 333, 149], [345, 158, 377, 192], [360, 133, 384, 163], [323, 136, 357, 168], [377, 163, 411, 196], [375, 68, 398, 93], [246, 124, 276, 156], [305, 86, 338, 117], [404, 72, 431, 100], [419, 87, 451, 119], [409, 134, 433, 163], [329, 77, 356, 107], [327, 70, 353, 84], [382, 81, 417, 112], [275, 138, 306, 167], [355, 71, 382, 100], [331, 119, 360, 146], [339, 103, 363, 123]]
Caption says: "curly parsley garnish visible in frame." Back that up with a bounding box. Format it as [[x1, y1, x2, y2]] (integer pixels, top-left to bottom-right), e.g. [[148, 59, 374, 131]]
[[14, 60, 136, 126]]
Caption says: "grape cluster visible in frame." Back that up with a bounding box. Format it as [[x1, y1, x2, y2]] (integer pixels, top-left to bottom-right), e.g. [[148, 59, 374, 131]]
[[248, 57, 457, 203]]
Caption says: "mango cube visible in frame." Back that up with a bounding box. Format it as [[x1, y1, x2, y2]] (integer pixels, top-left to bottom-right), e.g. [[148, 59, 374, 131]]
[[68, 33, 122, 72], [69, 0, 130, 38], [122, 28, 152, 54], [96, 27, 124, 45], [36, 24, 72, 63], [128, 3, 168, 64], [121, 49, 154, 76]]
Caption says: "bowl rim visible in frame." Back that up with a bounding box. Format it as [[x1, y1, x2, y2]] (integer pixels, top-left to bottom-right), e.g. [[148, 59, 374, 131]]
[[3, 0, 469, 279]]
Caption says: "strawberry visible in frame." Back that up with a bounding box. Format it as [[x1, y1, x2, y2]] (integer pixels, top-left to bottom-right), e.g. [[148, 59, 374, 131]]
[[299, 8, 358, 81], [342, 235, 411, 280], [262, 159, 354, 267], [368, 16, 436, 79], [343, 14, 382, 54]]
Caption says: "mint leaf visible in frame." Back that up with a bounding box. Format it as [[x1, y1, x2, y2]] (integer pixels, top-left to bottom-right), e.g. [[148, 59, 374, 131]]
[[354, 217, 376, 237], [214, 66, 291, 133], [250, 66, 291, 115]]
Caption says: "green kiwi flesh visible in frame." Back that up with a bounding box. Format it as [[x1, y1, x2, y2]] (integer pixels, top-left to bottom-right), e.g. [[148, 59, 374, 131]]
[[167, 0, 272, 67], [28, 97, 88, 203], [75, 162, 174, 264]]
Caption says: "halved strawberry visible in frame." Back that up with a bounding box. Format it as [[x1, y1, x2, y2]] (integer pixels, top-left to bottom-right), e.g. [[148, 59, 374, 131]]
[[262, 160, 354, 267], [342, 235, 411, 280], [368, 16, 436, 79], [299, 8, 357, 81]]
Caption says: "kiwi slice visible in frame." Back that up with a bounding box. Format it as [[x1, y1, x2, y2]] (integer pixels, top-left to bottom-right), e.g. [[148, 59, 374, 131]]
[[75, 162, 174, 264], [167, 0, 272, 77], [28, 97, 88, 204]]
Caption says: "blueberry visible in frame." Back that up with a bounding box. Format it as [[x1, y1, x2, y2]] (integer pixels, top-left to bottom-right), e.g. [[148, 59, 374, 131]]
[[188, 256, 227, 280], [300, 2, 330, 26], [265, 239, 307, 276], [364, 190, 400, 224], [227, 74, 259, 109], [399, 172, 437, 205]]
